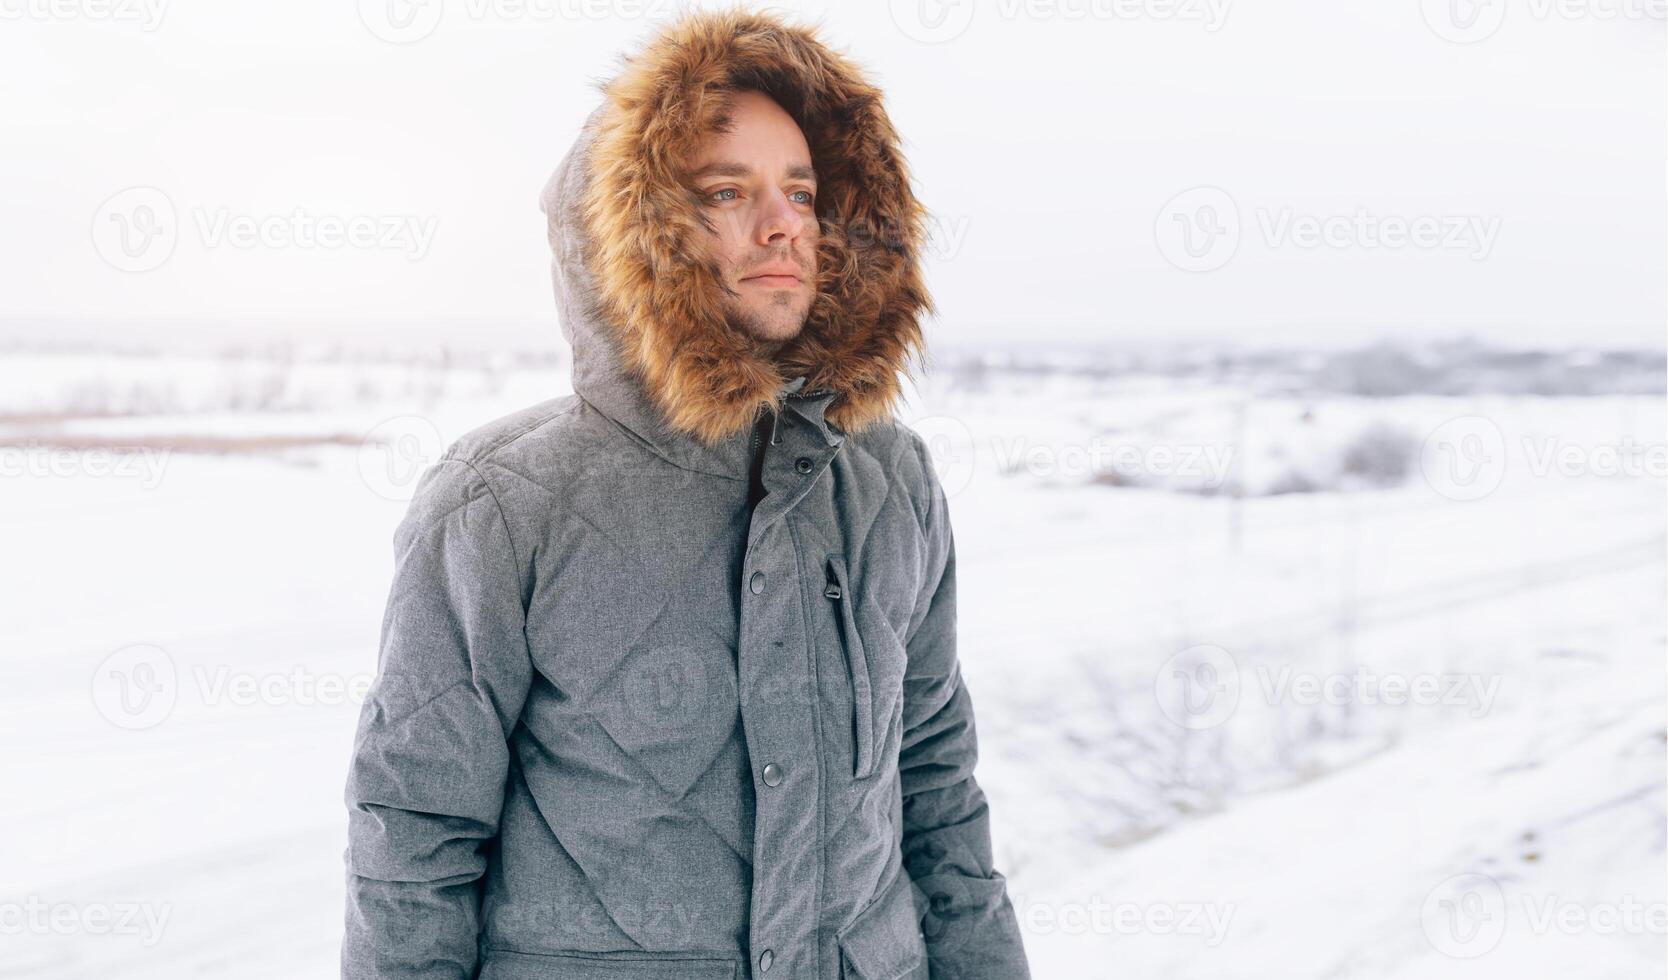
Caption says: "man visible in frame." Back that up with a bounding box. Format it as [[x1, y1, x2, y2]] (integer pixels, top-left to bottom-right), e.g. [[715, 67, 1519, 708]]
[[340, 10, 1031, 980]]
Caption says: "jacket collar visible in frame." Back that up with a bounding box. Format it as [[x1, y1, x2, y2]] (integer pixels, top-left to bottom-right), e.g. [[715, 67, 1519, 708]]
[[575, 348, 844, 479]]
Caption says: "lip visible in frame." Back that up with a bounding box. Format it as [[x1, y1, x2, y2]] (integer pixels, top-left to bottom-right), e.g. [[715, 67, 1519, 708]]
[[740, 273, 801, 287]]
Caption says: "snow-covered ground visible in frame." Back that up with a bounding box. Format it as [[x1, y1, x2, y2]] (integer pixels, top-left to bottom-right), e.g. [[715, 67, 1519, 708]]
[[0, 339, 1661, 978]]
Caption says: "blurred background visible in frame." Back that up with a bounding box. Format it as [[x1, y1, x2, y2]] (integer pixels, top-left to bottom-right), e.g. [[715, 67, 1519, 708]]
[[1, 1, 1663, 977]]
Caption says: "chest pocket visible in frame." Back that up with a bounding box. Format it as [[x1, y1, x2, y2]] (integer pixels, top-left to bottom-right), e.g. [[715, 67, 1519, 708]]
[[824, 554, 909, 780]]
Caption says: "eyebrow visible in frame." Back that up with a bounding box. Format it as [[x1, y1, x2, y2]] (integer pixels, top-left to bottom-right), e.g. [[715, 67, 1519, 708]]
[[688, 161, 817, 184]]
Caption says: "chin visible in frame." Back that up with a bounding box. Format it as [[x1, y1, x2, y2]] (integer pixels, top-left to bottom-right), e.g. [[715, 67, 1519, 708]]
[[732, 304, 810, 343], [754, 320, 805, 343]]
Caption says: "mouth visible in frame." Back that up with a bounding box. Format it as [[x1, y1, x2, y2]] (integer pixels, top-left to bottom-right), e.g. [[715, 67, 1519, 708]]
[[740, 274, 802, 288]]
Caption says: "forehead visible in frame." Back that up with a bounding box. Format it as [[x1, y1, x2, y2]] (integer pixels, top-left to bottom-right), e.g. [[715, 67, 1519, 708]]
[[685, 90, 813, 174]]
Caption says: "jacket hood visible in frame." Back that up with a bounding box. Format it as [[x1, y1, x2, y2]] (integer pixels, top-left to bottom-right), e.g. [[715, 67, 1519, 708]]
[[539, 8, 933, 466]]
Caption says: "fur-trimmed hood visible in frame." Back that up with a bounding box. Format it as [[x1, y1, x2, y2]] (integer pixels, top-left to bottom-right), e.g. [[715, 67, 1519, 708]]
[[539, 8, 933, 464]]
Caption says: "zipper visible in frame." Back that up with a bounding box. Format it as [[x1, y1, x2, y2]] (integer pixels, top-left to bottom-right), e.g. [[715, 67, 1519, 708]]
[[746, 404, 771, 509], [825, 555, 877, 779], [749, 400, 783, 457]]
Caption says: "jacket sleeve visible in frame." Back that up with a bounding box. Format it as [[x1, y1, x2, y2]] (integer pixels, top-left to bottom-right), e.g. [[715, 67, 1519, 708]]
[[341, 457, 535, 980], [898, 437, 1033, 980]]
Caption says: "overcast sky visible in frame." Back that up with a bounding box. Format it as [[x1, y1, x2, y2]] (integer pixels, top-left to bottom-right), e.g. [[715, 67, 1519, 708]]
[[1, 0, 1662, 349]]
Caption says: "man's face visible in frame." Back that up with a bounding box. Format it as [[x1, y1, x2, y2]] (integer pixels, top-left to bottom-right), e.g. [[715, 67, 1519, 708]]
[[684, 89, 819, 348]]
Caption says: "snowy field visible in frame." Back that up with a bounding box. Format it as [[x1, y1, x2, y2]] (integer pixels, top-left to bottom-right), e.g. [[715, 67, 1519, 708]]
[[0, 337, 1662, 979]]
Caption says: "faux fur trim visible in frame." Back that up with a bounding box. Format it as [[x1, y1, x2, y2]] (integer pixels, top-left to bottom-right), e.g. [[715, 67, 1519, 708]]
[[582, 7, 934, 447]]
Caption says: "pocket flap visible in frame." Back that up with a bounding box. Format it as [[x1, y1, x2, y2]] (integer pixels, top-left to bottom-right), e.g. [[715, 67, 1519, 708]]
[[836, 869, 929, 980], [481, 948, 738, 980]]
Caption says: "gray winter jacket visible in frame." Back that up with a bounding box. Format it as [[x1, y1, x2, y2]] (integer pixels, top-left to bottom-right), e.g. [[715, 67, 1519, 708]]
[[340, 10, 1031, 980]]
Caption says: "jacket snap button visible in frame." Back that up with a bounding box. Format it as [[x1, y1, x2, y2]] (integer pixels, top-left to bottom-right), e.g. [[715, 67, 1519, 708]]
[[749, 571, 765, 595], [760, 949, 774, 972], [761, 762, 783, 787], [794, 456, 813, 474]]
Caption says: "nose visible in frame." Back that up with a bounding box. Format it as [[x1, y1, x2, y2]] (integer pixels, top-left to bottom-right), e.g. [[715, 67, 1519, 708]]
[[755, 187, 807, 248]]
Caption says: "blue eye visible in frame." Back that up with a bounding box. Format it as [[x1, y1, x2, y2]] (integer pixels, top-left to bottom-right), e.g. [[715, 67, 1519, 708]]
[[707, 188, 737, 203], [790, 190, 814, 205]]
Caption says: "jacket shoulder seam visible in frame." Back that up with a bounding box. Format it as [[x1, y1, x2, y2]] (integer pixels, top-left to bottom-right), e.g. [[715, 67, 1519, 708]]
[[429, 455, 531, 614], [451, 398, 583, 467]]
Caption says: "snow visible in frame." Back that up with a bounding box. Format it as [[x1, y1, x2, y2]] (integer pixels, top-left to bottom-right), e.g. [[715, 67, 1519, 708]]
[[0, 340, 1661, 978]]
